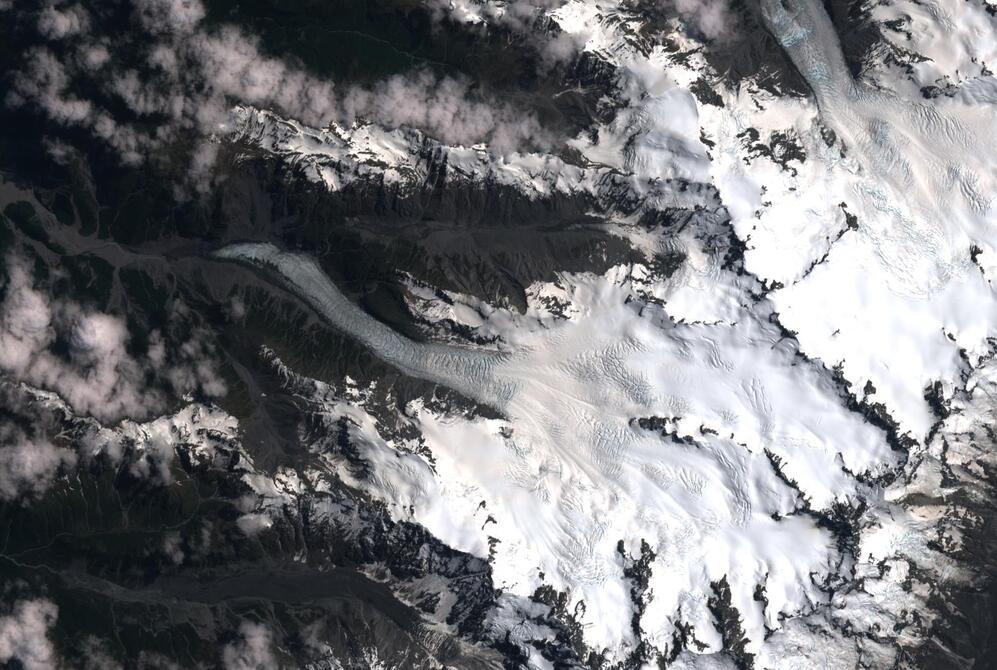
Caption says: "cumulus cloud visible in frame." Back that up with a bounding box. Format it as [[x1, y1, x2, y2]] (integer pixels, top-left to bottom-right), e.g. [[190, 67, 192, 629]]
[[8, 0, 553, 183], [0, 382, 78, 501], [0, 428, 76, 501], [79, 636, 125, 670], [425, 0, 584, 67], [427, 0, 560, 31], [123, 429, 178, 484], [235, 512, 272, 537], [0, 254, 226, 423], [0, 378, 240, 502], [341, 69, 548, 153], [134, 0, 205, 34], [8, 47, 94, 125], [190, 25, 339, 129], [73, 635, 182, 670], [162, 532, 185, 564], [79, 43, 111, 70], [222, 622, 278, 670], [37, 4, 91, 40], [9, 47, 151, 164], [672, 0, 730, 38], [0, 599, 60, 670]]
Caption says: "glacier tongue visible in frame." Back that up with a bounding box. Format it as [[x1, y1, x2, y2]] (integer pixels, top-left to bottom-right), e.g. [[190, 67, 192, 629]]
[[214, 243, 513, 409], [753, 0, 997, 439], [3, 0, 995, 663], [211, 0, 997, 664], [218, 241, 897, 656]]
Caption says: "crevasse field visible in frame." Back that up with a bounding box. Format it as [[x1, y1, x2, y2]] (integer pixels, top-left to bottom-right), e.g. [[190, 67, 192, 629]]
[[1, 0, 995, 665], [213, 0, 997, 662]]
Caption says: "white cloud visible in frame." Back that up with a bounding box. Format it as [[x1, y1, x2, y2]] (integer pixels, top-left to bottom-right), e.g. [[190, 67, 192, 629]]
[[0, 254, 226, 423], [672, 0, 730, 38], [79, 636, 125, 670], [0, 599, 60, 670], [222, 622, 278, 670], [8, 48, 94, 125], [133, 0, 206, 34], [425, 0, 583, 67], [0, 382, 77, 501], [79, 43, 111, 70], [190, 26, 339, 129], [235, 513, 272, 537], [162, 532, 185, 564], [37, 4, 91, 40], [9, 0, 554, 182], [146, 44, 180, 75], [0, 256, 53, 374], [340, 69, 549, 152], [0, 431, 76, 501]]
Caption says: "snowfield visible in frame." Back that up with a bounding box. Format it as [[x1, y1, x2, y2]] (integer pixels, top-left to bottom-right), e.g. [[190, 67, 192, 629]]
[[3, 0, 994, 664], [211, 0, 997, 664], [219, 241, 895, 657]]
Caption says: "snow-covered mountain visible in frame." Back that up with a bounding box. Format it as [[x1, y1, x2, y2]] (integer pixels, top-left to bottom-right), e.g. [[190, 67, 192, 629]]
[[0, 0, 995, 667]]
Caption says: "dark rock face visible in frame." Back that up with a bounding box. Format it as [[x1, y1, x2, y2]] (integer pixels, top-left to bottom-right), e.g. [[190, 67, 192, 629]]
[[1, 0, 995, 666], [0, 119, 671, 667], [210, 151, 640, 315], [0, 367, 500, 668]]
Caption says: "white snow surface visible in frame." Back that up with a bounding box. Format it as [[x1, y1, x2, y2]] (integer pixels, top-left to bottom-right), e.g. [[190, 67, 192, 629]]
[[219, 241, 892, 658], [214, 0, 997, 664]]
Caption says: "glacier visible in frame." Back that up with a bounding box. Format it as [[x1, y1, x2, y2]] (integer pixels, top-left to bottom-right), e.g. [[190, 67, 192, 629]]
[[216, 238, 893, 659], [212, 0, 997, 663], [754, 0, 997, 438], [3, 0, 994, 664]]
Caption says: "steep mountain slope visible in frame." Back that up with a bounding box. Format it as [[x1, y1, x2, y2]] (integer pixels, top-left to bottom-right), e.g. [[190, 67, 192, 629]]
[[0, 0, 995, 667]]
